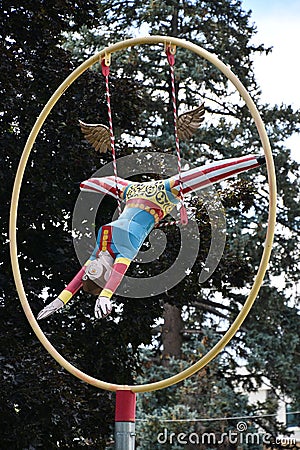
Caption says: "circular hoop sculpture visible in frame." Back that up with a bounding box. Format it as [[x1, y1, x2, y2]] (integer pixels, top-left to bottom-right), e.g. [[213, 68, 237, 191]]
[[9, 36, 277, 393]]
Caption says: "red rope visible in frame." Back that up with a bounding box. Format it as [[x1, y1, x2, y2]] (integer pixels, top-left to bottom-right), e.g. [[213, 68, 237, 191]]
[[101, 57, 122, 216], [155, 218, 180, 228], [165, 45, 188, 226]]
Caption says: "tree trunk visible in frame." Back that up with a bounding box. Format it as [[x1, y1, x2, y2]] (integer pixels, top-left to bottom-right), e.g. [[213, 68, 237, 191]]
[[162, 303, 183, 366]]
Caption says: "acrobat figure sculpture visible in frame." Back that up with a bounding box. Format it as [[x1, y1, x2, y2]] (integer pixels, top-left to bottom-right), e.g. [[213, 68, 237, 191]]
[[37, 104, 265, 320]]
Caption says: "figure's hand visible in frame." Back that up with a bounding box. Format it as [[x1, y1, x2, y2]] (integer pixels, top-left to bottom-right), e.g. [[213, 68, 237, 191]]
[[94, 296, 112, 319], [37, 298, 64, 320]]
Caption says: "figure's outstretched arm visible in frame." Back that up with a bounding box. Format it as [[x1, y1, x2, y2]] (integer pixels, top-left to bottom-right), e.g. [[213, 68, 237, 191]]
[[80, 175, 131, 200], [170, 155, 265, 195], [37, 260, 92, 320], [94, 257, 131, 319]]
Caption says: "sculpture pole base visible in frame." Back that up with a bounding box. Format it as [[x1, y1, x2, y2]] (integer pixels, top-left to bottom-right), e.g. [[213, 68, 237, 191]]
[[115, 390, 136, 450]]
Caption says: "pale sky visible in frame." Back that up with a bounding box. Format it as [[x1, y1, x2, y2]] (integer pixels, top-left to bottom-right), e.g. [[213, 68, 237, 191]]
[[242, 0, 300, 160]]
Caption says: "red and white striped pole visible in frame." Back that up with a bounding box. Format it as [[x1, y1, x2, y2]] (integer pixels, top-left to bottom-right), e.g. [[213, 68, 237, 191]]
[[115, 390, 136, 449]]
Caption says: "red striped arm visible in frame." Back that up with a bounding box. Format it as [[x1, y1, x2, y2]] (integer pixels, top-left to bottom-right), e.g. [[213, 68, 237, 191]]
[[57, 265, 88, 305], [99, 257, 131, 299]]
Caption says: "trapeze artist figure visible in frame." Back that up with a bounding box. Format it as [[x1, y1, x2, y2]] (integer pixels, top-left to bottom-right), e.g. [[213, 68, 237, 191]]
[[37, 104, 265, 320]]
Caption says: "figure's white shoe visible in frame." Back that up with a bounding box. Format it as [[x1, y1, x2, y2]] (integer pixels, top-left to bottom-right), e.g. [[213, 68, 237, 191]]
[[37, 298, 64, 320], [94, 296, 112, 319]]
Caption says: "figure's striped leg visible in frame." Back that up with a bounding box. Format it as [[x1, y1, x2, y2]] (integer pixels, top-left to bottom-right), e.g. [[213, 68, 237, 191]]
[[170, 155, 265, 195]]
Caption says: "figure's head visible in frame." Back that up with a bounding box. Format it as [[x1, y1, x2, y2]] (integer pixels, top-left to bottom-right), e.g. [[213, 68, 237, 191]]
[[82, 253, 113, 295], [82, 276, 102, 295]]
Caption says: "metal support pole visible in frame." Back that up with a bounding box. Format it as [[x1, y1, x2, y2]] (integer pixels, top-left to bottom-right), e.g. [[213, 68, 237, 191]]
[[115, 390, 136, 450]]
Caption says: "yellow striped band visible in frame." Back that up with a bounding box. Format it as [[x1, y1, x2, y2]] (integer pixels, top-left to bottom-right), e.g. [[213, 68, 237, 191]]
[[100, 288, 113, 299], [58, 290, 73, 305], [115, 257, 131, 267]]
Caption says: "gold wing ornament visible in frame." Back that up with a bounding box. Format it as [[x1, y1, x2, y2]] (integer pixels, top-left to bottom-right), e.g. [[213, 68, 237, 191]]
[[177, 102, 205, 141], [79, 120, 110, 153], [79, 103, 204, 152]]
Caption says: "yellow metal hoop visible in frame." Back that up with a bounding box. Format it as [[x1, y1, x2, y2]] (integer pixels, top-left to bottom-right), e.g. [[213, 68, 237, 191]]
[[9, 36, 276, 393]]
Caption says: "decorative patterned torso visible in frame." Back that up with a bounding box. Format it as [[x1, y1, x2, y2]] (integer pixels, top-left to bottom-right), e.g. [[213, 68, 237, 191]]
[[94, 180, 180, 261], [123, 179, 179, 223]]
